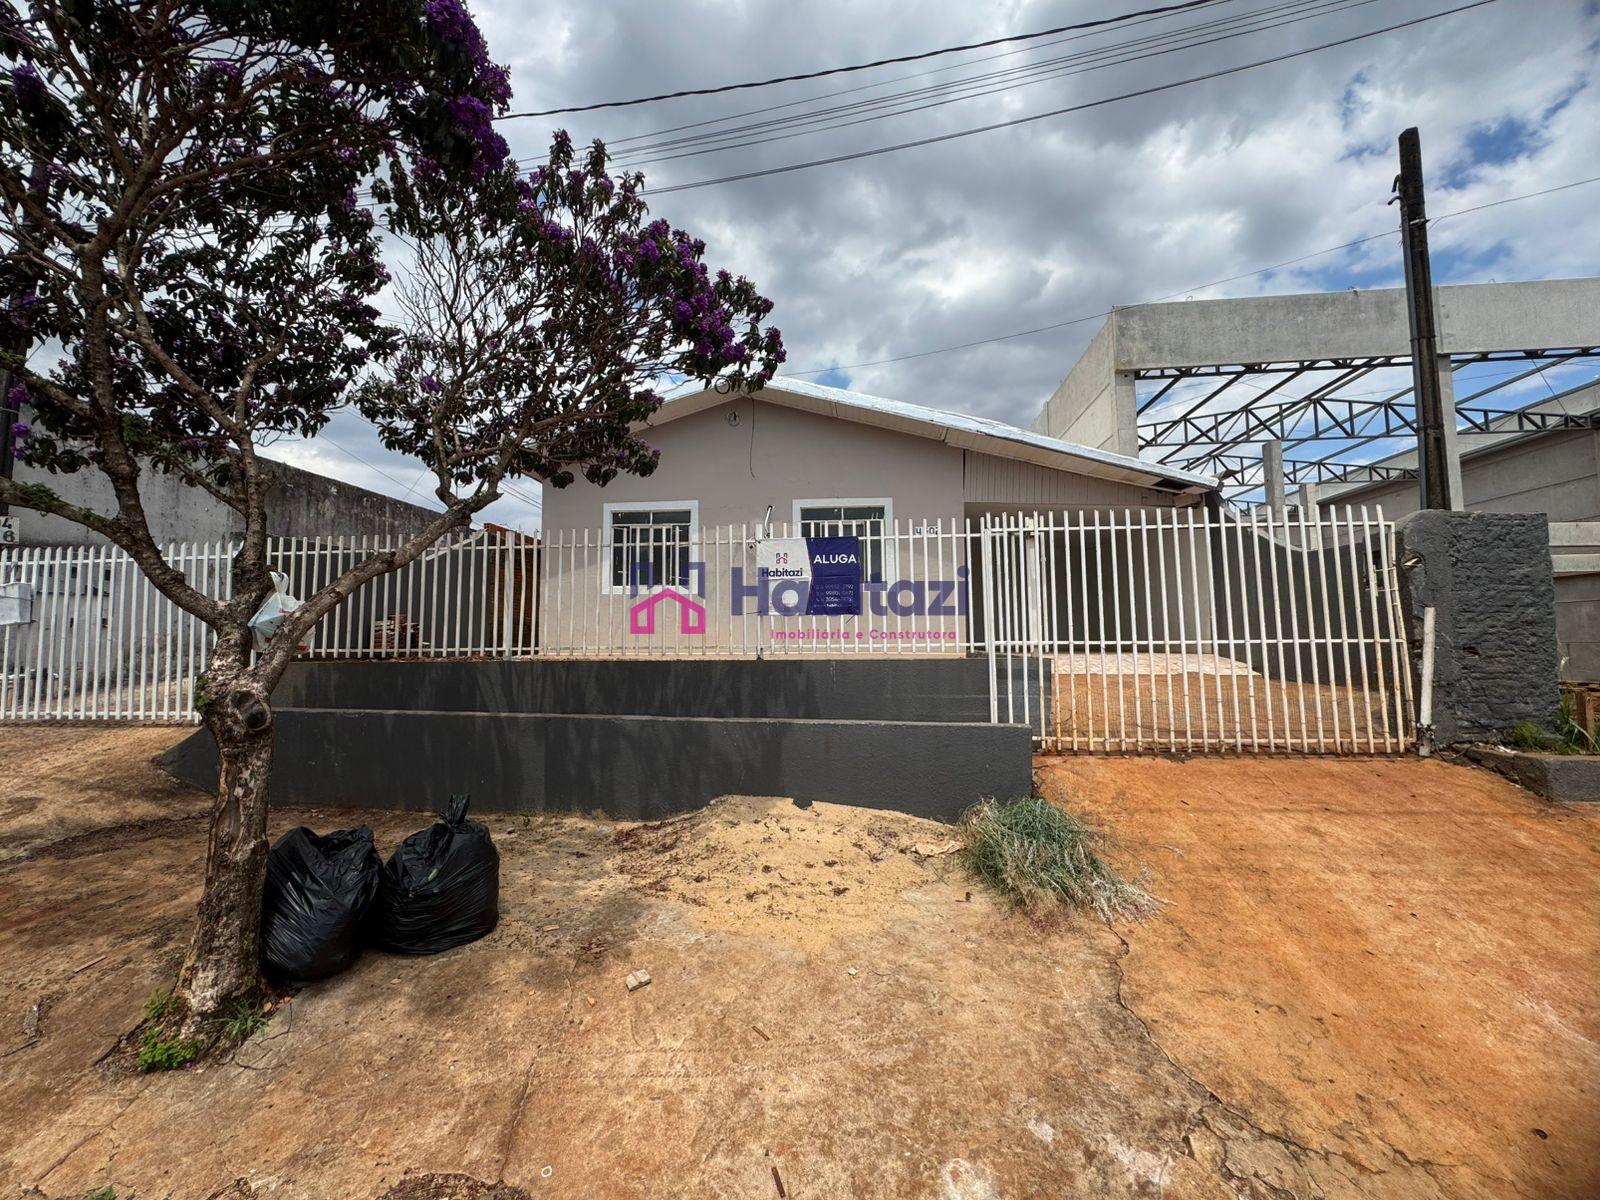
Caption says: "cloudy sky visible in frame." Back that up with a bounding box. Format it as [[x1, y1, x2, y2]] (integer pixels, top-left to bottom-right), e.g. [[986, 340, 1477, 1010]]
[[266, 0, 1600, 527]]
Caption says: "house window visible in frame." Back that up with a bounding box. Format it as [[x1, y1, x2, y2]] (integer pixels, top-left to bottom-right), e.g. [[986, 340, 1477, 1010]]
[[604, 502, 699, 592], [794, 499, 893, 581]]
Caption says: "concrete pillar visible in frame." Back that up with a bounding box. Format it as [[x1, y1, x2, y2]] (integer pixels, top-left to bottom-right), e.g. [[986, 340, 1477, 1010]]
[[1261, 440, 1286, 521], [1396, 510, 1559, 747], [1436, 355, 1465, 510], [1112, 370, 1139, 457], [1297, 481, 1321, 515]]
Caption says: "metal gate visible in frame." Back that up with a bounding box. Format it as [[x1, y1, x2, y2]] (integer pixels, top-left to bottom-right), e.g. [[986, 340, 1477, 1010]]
[[980, 506, 1413, 754]]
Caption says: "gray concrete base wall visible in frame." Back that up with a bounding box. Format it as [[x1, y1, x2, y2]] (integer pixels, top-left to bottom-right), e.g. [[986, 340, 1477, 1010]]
[[1456, 744, 1600, 803], [160, 709, 1033, 823], [161, 657, 1033, 822], [1397, 510, 1560, 745]]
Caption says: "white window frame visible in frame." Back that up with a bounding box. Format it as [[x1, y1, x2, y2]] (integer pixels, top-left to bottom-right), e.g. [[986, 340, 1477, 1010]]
[[602, 500, 701, 596], [791, 497, 895, 581]]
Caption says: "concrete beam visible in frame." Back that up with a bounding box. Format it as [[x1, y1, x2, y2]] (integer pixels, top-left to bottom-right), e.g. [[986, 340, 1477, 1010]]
[[1108, 279, 1600, 370]]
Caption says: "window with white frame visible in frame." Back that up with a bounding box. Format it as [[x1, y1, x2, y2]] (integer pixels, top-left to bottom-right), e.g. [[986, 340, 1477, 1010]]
[[793, 499, 892, 581], [605, 501, 699, 592]]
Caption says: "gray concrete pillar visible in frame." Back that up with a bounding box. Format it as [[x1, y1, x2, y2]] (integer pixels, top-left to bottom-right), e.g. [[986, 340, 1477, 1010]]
[[1112, 370, 1139, 457], [1396, 510, 1558, 747], [1437, 355, 1465, 510], [1261, 440, 1286, 521]]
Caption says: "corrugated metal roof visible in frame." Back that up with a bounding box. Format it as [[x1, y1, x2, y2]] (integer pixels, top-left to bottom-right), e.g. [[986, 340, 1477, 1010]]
[[652, 376, 1216, 492]]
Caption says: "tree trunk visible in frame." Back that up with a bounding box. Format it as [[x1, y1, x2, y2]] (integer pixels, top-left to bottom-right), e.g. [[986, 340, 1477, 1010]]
[[174, 670, 275, 1030]]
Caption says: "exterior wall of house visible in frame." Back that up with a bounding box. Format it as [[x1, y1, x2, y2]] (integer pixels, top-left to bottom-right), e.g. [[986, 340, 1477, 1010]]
[[961, 450, 1179, 509], [542, 394, 965, 533], [10, 456, 443, 547]]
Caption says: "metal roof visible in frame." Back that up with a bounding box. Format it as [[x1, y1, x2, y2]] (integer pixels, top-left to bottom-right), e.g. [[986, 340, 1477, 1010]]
[[651, 376, 1216, 493]]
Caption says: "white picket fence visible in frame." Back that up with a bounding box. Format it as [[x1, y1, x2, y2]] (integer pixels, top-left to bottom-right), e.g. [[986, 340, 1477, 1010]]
[[1, 509, 1414, 755]]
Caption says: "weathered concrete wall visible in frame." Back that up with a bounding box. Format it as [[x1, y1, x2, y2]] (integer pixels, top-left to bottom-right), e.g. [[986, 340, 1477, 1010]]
[[12, 456, 441, 546], [1396, 511, 1560, 745], [1031, 279, 1600, 452], [1029, 321, 1137, 455]]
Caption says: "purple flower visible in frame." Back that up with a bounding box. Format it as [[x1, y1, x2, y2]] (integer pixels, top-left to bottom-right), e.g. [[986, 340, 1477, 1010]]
[[10, 422, 29, 438], [421, 374, 441, 394], [423, 0, 487, 57], [9, 63, 45, 107]]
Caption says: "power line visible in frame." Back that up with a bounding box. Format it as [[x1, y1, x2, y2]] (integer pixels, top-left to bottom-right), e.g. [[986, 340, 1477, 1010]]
[[606, 0, 1260, 151], [646, 1, 1497, 194], [784, 171, 1600, 378], [613, 0, 1378, 169], [498, 0, 1231, 119]]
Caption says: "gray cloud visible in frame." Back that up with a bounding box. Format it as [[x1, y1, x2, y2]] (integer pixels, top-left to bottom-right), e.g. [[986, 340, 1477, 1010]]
[[266, 0, 1600, 526]]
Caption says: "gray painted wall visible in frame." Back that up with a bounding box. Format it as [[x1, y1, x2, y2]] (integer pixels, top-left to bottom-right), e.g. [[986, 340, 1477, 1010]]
[[161, 657, 1034, 821], [11, 456, 442, 547]]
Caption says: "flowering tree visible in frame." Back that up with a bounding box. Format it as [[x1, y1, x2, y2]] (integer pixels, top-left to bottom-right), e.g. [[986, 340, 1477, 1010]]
[[366, 132, 784, 494], [0, 1, 782, 1032]]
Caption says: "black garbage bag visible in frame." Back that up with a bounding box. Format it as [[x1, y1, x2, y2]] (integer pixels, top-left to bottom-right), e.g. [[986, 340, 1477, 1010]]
[[372, 794, 499, 955], [260, 825, 381, 981]]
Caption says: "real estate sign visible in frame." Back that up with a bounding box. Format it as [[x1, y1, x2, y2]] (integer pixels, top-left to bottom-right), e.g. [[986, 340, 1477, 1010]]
[[756, 535, 862, 616]]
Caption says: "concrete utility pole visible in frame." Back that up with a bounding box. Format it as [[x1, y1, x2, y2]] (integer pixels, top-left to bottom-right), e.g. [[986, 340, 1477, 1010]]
[[1393, 127, 1457, 510]]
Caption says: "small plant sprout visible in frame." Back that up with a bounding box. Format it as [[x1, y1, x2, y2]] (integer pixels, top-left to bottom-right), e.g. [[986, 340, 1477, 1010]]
[[222, 999, 271, 1043], [137, 1027, 203, 1073]]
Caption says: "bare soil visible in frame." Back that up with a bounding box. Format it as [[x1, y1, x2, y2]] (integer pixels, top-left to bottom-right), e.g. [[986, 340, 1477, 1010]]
[[0, 725, 1596, 1199]]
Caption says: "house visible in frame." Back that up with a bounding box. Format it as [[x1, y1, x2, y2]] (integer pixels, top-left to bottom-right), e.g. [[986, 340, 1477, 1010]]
[[535, 374, 1217, 659], [541, 375, 1214, 548]]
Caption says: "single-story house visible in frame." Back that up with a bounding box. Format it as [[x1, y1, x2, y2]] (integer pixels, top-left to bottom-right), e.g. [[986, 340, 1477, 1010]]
[[535, 376, 1217, 656], [541, 375, 1213, 547]]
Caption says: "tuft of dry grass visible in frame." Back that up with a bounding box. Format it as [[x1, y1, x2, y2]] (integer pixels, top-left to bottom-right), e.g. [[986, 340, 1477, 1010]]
[[961, 796, 1154, 922]]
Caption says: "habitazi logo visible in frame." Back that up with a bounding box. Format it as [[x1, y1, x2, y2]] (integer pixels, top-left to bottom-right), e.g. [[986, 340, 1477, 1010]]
[[626, 562, 707, 636]]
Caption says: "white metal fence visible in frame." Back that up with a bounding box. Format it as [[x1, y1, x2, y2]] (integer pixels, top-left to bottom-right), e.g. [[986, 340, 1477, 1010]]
[[536, 518, 973, 657], [0, 520, 974, 722], [979, 507, 1413, 754], [1, 509, 1413, 755], [0, 541, 233, 721]]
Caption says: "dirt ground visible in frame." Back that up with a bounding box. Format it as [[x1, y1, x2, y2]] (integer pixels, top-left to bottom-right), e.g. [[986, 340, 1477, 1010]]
[[1, 727, 1597, 1200]]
